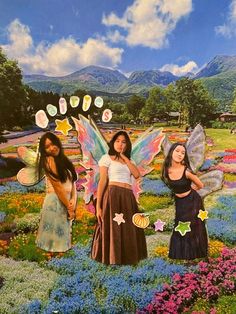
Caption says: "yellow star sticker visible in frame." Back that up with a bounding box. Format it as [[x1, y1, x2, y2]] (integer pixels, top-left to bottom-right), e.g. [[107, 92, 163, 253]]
[[55, 118, 72, 135], [198, 210, 208, 221]]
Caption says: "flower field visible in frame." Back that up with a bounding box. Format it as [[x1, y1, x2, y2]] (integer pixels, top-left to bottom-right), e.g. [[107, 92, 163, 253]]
[[0, 127, 235, 313]]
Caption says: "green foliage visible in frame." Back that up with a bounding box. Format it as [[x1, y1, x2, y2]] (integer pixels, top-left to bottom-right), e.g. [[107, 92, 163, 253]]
[[126, 95, 145, 119], [141, 86, 167, 122], [140, 194, 173, 212], [211, 121, 236, 129], [71, 220, 95, 246], [0, 48, 28, 129], [231, 86, 236, 113], [105, 102, 134, 123], [175, 78, 217, 127], [8, 233, 46, 262], [189, 295, 236, 314], [139, 194, 174, 232], [201, 70, 236, 112]]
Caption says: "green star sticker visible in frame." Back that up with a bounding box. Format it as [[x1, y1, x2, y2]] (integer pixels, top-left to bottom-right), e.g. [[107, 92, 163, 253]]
[[175, 221, 191, 236]]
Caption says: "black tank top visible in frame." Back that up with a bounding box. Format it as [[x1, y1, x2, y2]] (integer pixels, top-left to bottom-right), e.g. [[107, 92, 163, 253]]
[[167, 167, 192, 194]]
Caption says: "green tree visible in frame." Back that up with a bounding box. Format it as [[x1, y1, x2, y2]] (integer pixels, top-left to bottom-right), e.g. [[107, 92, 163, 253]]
[[231, 87, 236, 113], [126, 95, 145, 120], [0, 48, 28, 129], [164, 83, 179, 111], [175, 78, 217, 127], [141, 86, 166, 123]]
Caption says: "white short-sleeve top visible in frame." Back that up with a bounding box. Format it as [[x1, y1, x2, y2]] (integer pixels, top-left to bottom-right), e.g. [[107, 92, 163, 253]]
[[98, 154, 132, 185]]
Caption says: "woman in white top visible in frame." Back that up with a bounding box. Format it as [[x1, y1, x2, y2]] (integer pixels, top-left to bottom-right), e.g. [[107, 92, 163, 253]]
[[36, 132, 77, 252], [91, 131, 147, 265]]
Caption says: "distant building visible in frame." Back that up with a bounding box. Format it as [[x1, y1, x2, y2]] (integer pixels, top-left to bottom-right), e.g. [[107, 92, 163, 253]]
[[168, 112, 180, 120], [219, 113, 236, 122]]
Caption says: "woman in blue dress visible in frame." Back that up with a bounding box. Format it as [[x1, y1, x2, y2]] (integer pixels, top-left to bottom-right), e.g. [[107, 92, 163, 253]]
[[36, 132, 77, 252]]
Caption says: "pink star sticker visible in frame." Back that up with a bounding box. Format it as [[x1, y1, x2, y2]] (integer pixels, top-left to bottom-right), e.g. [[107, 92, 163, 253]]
[[113, 213, 125, 225], [154, 219, 165, 232]]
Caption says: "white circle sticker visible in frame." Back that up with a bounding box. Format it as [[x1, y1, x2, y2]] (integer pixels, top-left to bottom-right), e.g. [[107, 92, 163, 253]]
[[94, 96, 104, 108]]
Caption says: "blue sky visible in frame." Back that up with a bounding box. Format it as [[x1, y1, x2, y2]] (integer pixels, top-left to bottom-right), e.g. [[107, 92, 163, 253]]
[[0, 0, 236, 77]]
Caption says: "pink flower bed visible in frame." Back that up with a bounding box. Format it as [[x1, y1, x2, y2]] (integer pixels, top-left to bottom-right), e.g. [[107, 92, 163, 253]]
[[138, 247, 236, 314], [223, 155, 236, 164], [214, 163, 236, 173], [225, 149, 236, 153]]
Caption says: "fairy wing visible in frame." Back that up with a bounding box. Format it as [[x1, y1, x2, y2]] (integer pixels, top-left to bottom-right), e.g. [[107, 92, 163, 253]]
[[131, 128, 164, 201], [186, 124, 205, 173], [17, 146, 44, 186], [72, 115, 109, 204], [198, 170, 224, 198], [162, 134, 172, 157], [132, 128, 164, 176]]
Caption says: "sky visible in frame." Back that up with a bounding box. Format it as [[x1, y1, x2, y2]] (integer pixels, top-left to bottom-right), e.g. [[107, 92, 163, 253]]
[[0, 0, 236, 77]]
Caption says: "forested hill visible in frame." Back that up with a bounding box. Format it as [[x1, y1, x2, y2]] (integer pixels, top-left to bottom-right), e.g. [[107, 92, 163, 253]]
[[23, 55, 236, 112]]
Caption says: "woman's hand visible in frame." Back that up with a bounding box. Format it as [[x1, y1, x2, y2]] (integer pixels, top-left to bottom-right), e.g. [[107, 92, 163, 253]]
[[96, 206, 103, 224], [120, 150, 140, 179], [67, 199, 75, 220], [120, 151, 129, 163]]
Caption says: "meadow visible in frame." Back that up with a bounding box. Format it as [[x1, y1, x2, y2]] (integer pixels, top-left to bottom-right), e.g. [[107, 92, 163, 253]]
[[0, 127, 235, 314]]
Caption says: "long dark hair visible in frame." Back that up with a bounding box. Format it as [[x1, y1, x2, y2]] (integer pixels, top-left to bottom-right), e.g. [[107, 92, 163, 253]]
[[161, 142, 192, 184], [108, 131, 132, 159], [38, 132, 77, 182]]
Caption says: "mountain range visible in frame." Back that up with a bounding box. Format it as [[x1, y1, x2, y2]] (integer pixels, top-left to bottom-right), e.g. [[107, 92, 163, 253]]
[[23, 55, 236, 111]]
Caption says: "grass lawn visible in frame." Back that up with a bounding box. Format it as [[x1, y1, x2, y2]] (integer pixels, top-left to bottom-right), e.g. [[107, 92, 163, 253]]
[[205, 128, 236, 150]]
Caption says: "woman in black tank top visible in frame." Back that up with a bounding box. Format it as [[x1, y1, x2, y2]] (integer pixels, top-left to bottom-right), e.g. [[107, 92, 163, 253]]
[[162, 143, 208, 260]]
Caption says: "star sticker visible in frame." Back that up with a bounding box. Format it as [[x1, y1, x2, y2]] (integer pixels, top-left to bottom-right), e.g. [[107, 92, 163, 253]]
[[154, 219, 166, 232], [198, 210, 208, 221], [175, 221, 191, 236], [113, 213, 125, 225], [55, 118, 72, 135]]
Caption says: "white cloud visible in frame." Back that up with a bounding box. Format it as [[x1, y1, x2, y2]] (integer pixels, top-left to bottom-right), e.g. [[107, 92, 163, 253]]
[[2, 19, 123, 76], [3, 19, 33, 57], [102, 0, 192, 49], [106, 30, 125, 43], [160, 61, 198, 76], [215, 0, 236, 38]]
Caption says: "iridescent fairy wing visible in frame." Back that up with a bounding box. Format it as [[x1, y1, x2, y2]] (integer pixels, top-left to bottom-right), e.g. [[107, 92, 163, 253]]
[[132, 128, 164, 176], [198, 170, 224, 198], [17, 146, 44, 186], [162, 134, 172, 157], [186, 124, 205, 173], [72, 115, 109, 204], [131, 128, 164, 200]]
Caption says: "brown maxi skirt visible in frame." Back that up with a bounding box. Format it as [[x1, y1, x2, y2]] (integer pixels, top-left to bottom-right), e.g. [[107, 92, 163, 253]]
[[91, 185, 147, 265]]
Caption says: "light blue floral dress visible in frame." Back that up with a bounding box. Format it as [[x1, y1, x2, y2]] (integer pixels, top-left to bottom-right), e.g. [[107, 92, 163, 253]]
[[36, 177, 73, 252]]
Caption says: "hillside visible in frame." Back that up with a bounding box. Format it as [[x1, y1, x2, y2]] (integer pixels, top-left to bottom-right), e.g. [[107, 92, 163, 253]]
[[195, 55, 236, 78], [200, 70, 236, 111], [23, 56, 236, 111]]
